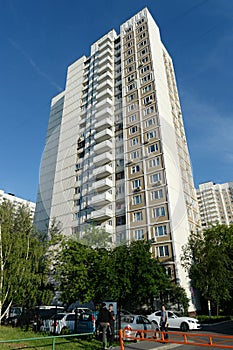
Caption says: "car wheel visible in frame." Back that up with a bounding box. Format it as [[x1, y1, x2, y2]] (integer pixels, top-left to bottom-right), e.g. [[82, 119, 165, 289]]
[[180, 322, 189, 332]]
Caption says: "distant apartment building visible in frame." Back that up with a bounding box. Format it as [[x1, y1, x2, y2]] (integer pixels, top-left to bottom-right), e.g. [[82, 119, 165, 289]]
[[0, 189, 35, 218], [196, 181, 233, 227], [34, 8, 200, 310]]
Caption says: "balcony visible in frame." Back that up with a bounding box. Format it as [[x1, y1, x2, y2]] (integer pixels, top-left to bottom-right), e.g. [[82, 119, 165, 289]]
[[101, 223, 114, 234], [98, 62, 113, 75], [98, 47, 113, 60], [97, 70, 113, 84], [94, 152, 113, 166], [96, 88, 113, 102], [92, 178, 112, 191], [93, 164, 113, 179], [98, 55, 113, 68], [95, 107, 112, 121], [94, 129, 113, 143], [94, 140, 112, 154], [95, 117, 113, 132], [95, 97, 113, 111], [97, 79, 113, 92], [91, 192, 112, 208], [91, 208, 113, 221]]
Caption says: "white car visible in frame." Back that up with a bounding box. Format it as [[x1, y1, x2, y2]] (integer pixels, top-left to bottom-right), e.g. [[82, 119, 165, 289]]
[[147, 310, 201, 332], [121, 314, 156, 340]]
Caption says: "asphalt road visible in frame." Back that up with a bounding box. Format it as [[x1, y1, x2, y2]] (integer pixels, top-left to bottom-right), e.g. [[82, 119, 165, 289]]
[[113, 321, 233, 350]]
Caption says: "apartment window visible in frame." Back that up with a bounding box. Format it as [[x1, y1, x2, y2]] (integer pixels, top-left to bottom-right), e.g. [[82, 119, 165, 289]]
[[132, 194, 142, 205], [128, 93, 136, 102], [147, 130, 157, 139], [144, 106, 155, 116], [137, 25, 145, 33], [130, 137, 139, 146], [116, 215, 126, 226], [117, 133, 123, 141], [141, 73, 152, 84], [129, 114, 137, 123], [140, 65, 150, 74], [132, 179, 141, 189], [158, 245, 169, 257], [131, 151, 139, 159], [128, 103, 136, 111], [126, 41, 133, 48], [140, 56, 149, 64], [153, 206, 165, 218], [143, 94, 154, 105], [145, 117, 156, 127], [155, 225, 167, 237], [131, 164, 140, 173], [142, 84, 152, 94], [148, 143, 159, 154], [133, 211, 143, 222], [126, 65, 134, 73], [127, 82, 136, 91], [138, 40, 147, 48], [151, 189, 163, 200], [140, 48, 148, 56], [134, 229, 144, 240], [126, 57, 134, 65], [116, 184, 125, 195], [149, 157, 160, 167], [126, 34, 132, 41], [75, 187, 80, 194], [127, 49, 133, 56], [130, 126, 137, 134], [116, 171, 124, 180], [138, 32, 146, 40], [150, 172, 161, 183], [127, 74, 135, 83]]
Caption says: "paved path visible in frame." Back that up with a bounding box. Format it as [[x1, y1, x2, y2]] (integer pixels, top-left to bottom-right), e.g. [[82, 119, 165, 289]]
[[113, 341, 180, 350]]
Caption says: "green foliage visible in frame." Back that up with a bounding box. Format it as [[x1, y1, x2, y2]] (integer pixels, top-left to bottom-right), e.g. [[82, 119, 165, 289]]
[[57, 238, 179, 311], [0, 201, 53, 318], [181, 224, 233, 314]]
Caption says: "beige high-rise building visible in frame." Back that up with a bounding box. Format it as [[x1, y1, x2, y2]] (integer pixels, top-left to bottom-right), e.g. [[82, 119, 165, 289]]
[[34, 8, 200, 310], [196, 181, 233, 227]]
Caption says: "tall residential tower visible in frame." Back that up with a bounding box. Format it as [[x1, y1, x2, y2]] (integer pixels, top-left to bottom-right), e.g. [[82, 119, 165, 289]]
[[196, 181, 233, 227], [34, 8, 200, 310]]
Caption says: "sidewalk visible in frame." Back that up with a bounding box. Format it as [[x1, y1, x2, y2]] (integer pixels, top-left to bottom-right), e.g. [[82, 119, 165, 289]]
[[113, 340, 180, 350]]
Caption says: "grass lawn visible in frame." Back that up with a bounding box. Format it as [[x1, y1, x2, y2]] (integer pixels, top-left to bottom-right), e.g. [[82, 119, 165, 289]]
[[0, 326, 104, 349]]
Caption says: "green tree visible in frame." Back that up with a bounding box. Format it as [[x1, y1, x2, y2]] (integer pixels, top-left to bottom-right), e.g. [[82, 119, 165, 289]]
[[0, 201, 52, 322], [181, 224, 233, 315]]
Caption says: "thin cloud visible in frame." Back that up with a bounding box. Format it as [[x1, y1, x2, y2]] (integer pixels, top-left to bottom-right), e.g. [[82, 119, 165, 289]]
[[8, 37, 63, 92]]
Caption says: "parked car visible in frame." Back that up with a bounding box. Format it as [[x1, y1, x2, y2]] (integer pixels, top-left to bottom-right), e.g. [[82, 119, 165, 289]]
[[121, 314, 156, 341], [43, 311, 97, 335], [147, 310, 201, 332]]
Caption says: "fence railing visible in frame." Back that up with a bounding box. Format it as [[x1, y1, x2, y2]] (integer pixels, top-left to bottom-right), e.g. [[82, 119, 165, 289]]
[[0, 331, 93, 350], [119, 328, 233, 349]]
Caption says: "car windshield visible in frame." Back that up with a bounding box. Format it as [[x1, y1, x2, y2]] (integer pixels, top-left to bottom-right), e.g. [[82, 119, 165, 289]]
[[51, 313, 66, 320], [121, 315, 134, 323]]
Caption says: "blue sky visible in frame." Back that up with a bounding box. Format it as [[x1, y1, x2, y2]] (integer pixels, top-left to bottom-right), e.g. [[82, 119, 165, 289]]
[[0, 0, 232, 202]]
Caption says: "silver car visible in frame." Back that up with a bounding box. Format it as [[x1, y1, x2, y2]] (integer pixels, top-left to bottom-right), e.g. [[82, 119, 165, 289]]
[[121, 314, 156, 341]]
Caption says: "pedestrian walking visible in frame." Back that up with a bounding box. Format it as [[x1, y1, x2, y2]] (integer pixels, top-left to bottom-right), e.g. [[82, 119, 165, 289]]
[[160, 305, 168, 339], [97, 303, 111, 350]]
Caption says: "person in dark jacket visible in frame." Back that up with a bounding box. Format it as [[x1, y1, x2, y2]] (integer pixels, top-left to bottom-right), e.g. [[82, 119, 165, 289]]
[[98, 303, 111, 349], [108, 303, 115, 349]]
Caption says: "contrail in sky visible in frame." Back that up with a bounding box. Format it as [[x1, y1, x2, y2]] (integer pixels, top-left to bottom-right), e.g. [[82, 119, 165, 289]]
[[8, 37, 63, 92]]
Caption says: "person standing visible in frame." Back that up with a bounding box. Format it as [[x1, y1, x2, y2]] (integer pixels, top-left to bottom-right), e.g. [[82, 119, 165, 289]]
[[97, 303, 111, 350], [108, 304, 115, 349], [160, 305, 168, 339]]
